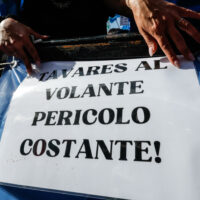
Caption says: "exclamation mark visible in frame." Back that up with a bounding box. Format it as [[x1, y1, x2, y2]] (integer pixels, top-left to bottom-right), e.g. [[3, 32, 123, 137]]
[[154, 141, 161, 163]]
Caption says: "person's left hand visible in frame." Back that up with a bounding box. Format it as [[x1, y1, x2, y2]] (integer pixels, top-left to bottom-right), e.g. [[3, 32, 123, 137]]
[[126, 0, 200, 67]]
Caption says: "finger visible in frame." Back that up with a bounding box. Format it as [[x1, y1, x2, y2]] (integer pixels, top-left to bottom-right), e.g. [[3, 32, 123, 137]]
[[177, 6, 200, 19], [9, 37, 15, 45], [141, 30, 158, 56], [28, 27, 48, 39], [169, 26, 194, 60], [24, 37, 40, 65], [177, 18, 200, 43], [154, 33, 180, 67], [17, 47, 33, 74], [137, 26, 157, 55]]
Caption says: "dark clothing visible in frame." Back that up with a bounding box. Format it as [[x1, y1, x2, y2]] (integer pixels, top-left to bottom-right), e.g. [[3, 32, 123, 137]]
[[2, 0, 200, 38], [167, 0, 200, 12], [18, 0, 113, 38]]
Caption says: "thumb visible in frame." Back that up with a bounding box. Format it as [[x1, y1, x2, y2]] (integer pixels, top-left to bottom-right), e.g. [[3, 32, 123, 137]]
[[141, 30, 158, 56]]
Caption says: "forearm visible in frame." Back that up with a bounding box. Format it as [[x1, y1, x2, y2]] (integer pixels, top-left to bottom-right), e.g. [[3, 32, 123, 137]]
[[104, 0, 166, 17]]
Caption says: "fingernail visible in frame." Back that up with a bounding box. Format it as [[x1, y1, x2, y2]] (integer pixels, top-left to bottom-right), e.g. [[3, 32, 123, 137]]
[[149, 46, 154, 57], [174, 60, 180, 68], [188, 53, 195, 61]]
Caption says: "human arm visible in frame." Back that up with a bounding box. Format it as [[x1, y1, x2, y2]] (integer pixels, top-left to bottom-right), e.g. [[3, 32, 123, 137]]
[[0, 18, 48, 74], [104, 0, 200, 67]]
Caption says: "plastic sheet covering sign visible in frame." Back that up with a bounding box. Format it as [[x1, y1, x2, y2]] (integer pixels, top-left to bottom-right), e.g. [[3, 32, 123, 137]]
[[0, 56, 200, 200]]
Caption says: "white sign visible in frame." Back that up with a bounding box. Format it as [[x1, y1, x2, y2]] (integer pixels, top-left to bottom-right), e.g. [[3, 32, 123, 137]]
[[0, 57, 200, 200]]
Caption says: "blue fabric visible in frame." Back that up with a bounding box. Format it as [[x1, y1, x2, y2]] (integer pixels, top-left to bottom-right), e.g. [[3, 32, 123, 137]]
[[0, 0, 18, 15], [0, 1, 7, 16], [167, 0, 200, 11], [20, 0, 23, 9], [194, 57, 200, 84], [1, 186, 98, 200], [0, 61, 27, 137]]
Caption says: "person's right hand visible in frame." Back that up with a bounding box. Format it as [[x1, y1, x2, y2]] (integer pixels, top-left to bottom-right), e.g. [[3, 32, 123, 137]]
[[0, 18, 48, 74]]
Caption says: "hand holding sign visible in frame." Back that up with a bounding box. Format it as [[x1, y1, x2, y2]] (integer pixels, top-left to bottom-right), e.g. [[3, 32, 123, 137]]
[[126, 0, 200, 67], [0, 18, 48, 74]]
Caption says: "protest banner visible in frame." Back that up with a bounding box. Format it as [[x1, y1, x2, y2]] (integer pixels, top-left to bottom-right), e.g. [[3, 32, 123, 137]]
[[0, 57, 200, 200]]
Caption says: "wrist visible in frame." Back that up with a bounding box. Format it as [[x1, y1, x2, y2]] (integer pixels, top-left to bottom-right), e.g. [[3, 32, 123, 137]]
[[126, 0, 166, 18], [126, 0, 164, 9], [0, 18, 14, 27]]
